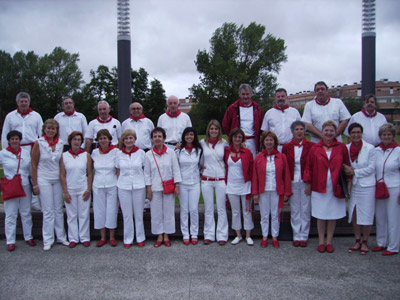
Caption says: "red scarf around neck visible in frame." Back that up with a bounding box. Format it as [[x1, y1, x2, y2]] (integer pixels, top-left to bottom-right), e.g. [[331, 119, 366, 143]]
[[361, 108, 377, 118], [17, 107, 33, 116], [238, 99, 253, 107], [350, 140, 363, 162], [121, 146, 139, 156], [6, 146, 21, 156], [166, 110, 181, 118], [379, 141, 399, 151], [289, 138, 307, 147], [64, 109, 76, 116], [185, 145, 194, 154], [96, 116, 113, 123], [152, 145, 168, 156], [319, 138, 339, 149], [99, 144, 116, 154], [230, 146, 242, 162], [262, 149, 279, 156], [208, 138, 218, 149], [43, 135, 59, 147], [315, 97, 331, 106], [130, 114, 146, 121], [68, 148, 86, 156], [274, 104, 289, 112]]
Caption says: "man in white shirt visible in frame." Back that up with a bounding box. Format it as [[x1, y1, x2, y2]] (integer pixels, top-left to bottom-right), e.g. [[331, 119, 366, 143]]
[[54, 97, 88, 151], [261, 88, 301, 150], [121, 102, 154, 151], [1, 92, 43, 150], [345, 94, 387, 146], [157, 95, 192, 149], [85, 100, 121, 152], [302, 81, 351, 142]]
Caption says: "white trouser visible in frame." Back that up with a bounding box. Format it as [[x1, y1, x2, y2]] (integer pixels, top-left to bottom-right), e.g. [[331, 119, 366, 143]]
[[118, 187, 146, 244], [93, 186, 118, 229], [150, 191, 175, 235], [38, 179, 67, 246], [375, 186, 400, 252], [179, 183, 200, 239], [259, 191, 280, 238], [65, 189, 91, 243], [201, 180, 228, 241], [227, 194, 254, 231], [290, 181, 311, 241], [245, 138, 256, 158], [4, 185, 33, 244]]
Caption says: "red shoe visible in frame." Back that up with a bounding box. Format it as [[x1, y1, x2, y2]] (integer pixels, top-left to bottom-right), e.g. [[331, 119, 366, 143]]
[[109, 239, 117, 247], [272, 239, 280, 248], [317, 244, 325, 253], [154, 241, 163, 248], [191, 239, 198, 245], [164, 240, 172, 247], [300, 240, 307, 247], [326, 244, 334, 253], [26, 239, 36, 247], [218, 240, 227, 246], [183, 239, 190, 246], [203, 239, 212, 245], [7, 244, 15, 252], [382, 250, 398, 256], [261, 239, 268, 248], [69, 242, 77, 248], [124, 243, 132, 249], [372, 246, 385, 252], [96, 240, 107, 247], [137, 242, 145, 248], [83, 241, 91, 247], [348, 239, 361, 253], [293, 240, 300, 247], [360, 240, 369, 255]]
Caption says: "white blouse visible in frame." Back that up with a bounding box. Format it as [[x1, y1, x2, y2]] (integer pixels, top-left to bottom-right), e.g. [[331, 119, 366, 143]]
[[226, 156, 251, 195], [346, 141, 376, 187], [62, 151, 88, 192], [37, 137, 64, 182], [264, 155, 276, 191], [200, 139, 228, 178], [0, 148, 31, 186], [375, 146, 400, 188], [91, 148, 118, 188], [116, 149, 146, 190], [176, 148, 202, 185]]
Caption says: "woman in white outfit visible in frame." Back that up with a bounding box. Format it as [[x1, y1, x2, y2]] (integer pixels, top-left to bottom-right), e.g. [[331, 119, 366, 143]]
[[91, 129, 118, 247], [176, 127, 202, 246], [60, 131, 93, 248], [144, 127, 182, 247], [343, 123, 376, 255], [200, 120, 229, 245], [31, 119, 69, 251], [0, 130, 36, 251], [373, 123, 400, 256], [116, 129, 147, 248], [224, 128, 254, 246]]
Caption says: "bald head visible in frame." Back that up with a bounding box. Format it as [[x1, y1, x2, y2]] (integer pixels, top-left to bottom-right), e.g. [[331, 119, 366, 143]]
[[167, 95, 179, 115]]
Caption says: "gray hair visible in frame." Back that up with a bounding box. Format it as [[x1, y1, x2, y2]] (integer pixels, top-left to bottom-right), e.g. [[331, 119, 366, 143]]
[[378, 123, 396, 138], [16, 92, 31, 103], [62, 97, 74, 104], [290, 120, 306, 132], [130, 102, 143, 109], [97, 100, 110, 109], [239, 84, 253, 93]]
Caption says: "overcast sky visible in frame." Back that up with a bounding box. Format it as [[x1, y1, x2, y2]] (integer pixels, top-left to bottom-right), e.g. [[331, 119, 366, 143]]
[[1, 0, 399, 98]]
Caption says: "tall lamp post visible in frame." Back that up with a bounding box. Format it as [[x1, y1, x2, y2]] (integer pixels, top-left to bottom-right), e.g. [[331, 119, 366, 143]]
[[117, 0, 132, 121]]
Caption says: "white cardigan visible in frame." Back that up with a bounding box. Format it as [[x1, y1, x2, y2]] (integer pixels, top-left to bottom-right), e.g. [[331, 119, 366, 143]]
[[346, 140, 376, 187]]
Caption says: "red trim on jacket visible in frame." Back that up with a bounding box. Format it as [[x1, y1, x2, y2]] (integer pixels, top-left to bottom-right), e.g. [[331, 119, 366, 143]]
[[281, 139, 315, 181], [223, 146, 253, 183]]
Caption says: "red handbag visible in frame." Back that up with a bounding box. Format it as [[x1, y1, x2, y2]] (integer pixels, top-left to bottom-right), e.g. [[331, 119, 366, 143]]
[[152, 150, 175, 195], [375, 148, 395, 200], [0, 154, 26, 201]]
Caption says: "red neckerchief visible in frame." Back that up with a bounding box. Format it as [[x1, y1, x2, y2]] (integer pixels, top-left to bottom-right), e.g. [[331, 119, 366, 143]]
[[185, 145, 194, 154], [379, 141, 399, 151], [230, 146, 242, 162], [121, 146, 139, 156], [274, 104, 289, 112], [208, 138, 218, 149], [350, 140, 363, 162], [262, 149, 279, 156], [6, 146, 21, 156], [289, 138, 307, 147], [68, 148, 86, 156], [17, 107, 33, 116], [130, 114, 146, 121], [96, 116, 113, 123], [361, 108, 377, 118], [152, 145, 168, 156], [318, 138, 339, 149], [166, 110, 181, 118], [99, 144, 116, 154], [64, 109, 75, 116], [315, 97, 331, 106], [43, 135, 59, 147], [238, 99, 253, 107]]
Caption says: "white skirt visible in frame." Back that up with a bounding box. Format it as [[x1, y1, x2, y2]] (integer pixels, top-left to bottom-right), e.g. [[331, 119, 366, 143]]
[[348, 184, 375, 225]]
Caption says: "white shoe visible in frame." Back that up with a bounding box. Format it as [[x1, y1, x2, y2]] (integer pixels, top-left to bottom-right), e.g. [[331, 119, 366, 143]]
[[43, 244, 51, 251], [231, 237, 242, 245], [246, 237, 254, 246], [59, 240, 69, 246]]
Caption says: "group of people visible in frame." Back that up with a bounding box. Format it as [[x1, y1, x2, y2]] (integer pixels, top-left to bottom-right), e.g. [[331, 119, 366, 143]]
[[1, 82, 399, 257]]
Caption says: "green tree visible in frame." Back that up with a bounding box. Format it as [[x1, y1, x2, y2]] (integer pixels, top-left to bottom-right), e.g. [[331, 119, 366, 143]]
[[143, 79, 166, 124], [343, 97, 362, 115]]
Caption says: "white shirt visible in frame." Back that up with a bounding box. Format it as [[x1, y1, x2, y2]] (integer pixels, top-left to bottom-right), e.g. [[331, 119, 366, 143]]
[[176, 147, 202, 185], [37, 137, 64, 182], [62, 151, 88, 191], [200, 139, 228, 178], [345, 111, 387, 146], [0, 148, 31, 186], [375, 146, 400, 187], [265, 155, 276, 191], [157, 112, 192, 144], [91, 148, 118, 188], [293, 145, 303, 183], [239, 106, 255, 136], [144, 147, 182, 192], [261, 107, 301, 145], [121, 117, 154, 150], [302, 98, 351, 142], [85, 117, 122, 145], [346, 140, 376, 187], [116, 149, 146, 190], [1, 110, 43, 148], [226, 156, 251, 195], [54, 111, 88, 144]]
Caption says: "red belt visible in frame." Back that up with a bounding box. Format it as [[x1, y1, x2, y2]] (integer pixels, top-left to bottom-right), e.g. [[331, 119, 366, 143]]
[[201, 176, 225, 181], [245, 136, 255, 140], [21, 143, 34, 147]]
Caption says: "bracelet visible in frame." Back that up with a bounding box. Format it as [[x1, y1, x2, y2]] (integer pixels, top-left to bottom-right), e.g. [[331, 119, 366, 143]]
[[33, 185, 39, 189]]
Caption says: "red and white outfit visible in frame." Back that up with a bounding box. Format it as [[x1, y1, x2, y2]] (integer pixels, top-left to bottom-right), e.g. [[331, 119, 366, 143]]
[[282, 138, 314, 241], [304, 140, 351, 220], [346, 140, 376, 225], [144, 146, 182, 235], [224, 147, 254, 232], [157, 110, 192, 148], [62, 150, 91, 244], [116, 147, 147, 244], [252, 150, 292, 238], [261, 106, 301, 150], [91, 146, 118, 232], [200, 139, 229, 242], [54, 110, 88, 147], [121, 115, 154, 150], [176, 147, 202, 240], [375, 143, 400, 253], [345, 110, 387, 146], [37, 137, 68, 247], [85, 116, 121, 146], [222, 99, 263, 157], [0, 147, 33, 244], [301, 97, 351, 143]]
